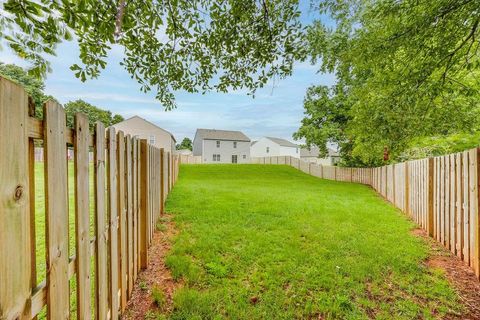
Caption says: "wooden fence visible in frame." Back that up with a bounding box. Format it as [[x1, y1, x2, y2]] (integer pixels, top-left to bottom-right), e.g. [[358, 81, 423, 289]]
[[0, 76, 180, 319], [179, 154, 202, 164], [252, 154, 480, 278]]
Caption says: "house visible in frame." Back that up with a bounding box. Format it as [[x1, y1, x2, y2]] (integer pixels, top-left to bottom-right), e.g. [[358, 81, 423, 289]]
[[250, 137, 300, 158], [300, 146, 340, 166], [193, 129, 251, 163], [111, 116, 176, 154]]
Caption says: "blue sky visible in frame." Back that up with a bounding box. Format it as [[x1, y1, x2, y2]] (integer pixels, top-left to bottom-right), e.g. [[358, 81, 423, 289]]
[[0, 2, 335, 143]]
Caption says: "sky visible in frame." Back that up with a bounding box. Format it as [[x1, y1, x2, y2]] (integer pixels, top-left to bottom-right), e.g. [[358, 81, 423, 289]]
[[0, 2, 336, 143]]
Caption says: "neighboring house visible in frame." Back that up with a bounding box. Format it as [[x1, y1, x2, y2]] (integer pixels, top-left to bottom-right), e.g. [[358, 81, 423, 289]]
[[250, 137, 300, 158], [112, 116, 176, 154], [300, 146, 341, 166], [193, 129, 251, 164]]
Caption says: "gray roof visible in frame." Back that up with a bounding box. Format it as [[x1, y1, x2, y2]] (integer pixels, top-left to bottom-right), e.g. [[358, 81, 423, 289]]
[[195, 128, 250, 142], [266, 137, 298, 148], [301, 146, 340, 157]]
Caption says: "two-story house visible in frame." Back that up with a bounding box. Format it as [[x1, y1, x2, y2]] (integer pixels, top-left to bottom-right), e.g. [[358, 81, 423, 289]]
[[111, 116, 176, 154], [193, 129, 251, 164], [250, 137, 300, 158], [300, 146, 341, 165]]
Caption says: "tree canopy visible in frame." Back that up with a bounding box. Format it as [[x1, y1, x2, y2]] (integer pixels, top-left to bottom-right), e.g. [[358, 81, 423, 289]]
[[0, 62, 50, 118], [65, 99, 124, 131], [295, 0, 480, 166], [1, 0, 306, 109], [176, 137, 193, 151]]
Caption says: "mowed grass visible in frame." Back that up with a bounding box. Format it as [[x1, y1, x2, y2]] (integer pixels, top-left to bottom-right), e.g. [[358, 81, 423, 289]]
[[164, 164, 462, 319]]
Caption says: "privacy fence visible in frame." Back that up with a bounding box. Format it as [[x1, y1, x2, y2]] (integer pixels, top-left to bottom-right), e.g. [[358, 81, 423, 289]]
[[0, 76, 179, 319], [250, 155, 480, 278]]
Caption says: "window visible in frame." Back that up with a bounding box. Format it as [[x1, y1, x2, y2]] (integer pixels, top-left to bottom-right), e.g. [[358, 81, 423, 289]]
[[243, 155, 246, 159], [149, 135, 155, 145], [296, 148, 299, 153], [232, 155, 238, 163], [212, 154, 221, 162], [216, 141, 220, 148], [266, 147, 269, 153], [233, 141, 237, 148]]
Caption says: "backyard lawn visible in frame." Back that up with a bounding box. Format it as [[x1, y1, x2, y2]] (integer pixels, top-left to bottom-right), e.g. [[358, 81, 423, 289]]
[[162, 164, 462, 319]]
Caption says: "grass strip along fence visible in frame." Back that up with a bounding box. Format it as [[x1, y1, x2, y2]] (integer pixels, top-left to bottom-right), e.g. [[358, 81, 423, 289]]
[[0, 76, 179, 319], [250, 154, 480, 279]]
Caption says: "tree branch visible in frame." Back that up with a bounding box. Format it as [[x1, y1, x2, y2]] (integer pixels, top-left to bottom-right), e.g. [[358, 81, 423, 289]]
[[114, 0, 127, 40]]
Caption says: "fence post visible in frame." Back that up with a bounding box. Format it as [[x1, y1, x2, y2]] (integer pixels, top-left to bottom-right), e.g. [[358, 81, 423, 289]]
[[427, 158, 434, 237], [139, 139, 149, 268]]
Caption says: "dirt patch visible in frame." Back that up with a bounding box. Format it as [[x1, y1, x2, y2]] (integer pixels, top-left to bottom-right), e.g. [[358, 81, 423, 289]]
[[122, 214, 181, 319], [411, 228, 480, 319]]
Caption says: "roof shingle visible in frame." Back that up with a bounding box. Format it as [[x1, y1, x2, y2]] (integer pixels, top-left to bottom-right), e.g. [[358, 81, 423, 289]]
[[266, 137, 298, 148], [195, 129, 250, 142]]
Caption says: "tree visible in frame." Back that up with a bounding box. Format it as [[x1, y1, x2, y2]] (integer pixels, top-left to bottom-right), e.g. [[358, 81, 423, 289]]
[[0, 63, 50, 118], [111, 114, 124, 126], [295, 0, 480, 165], [1, 0, 306, 109], [64, 99, 124, 131], [176, 137, 193, 151]]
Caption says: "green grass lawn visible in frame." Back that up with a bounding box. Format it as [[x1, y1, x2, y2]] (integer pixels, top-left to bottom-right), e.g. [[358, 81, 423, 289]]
[[163, 164, 462, 319]]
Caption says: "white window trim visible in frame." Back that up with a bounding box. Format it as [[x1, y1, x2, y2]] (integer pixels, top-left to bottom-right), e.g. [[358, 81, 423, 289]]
[[149, 135, 155, 145]]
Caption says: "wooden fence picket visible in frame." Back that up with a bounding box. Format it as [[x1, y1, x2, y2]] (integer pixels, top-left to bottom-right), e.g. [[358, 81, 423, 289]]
[[126, 135, 134, 298], [107, 127, 120, 319], [44, 100, 70, 319], [463, 151, 470, 265], [0, 78, 31, 320], [94, 122, 108, 320], [74, 113, 91, 319]]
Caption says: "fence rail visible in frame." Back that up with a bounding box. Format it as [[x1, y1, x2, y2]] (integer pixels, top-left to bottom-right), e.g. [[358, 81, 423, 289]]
[[0, 76, 180, 319], [250, 155, 480, 278]]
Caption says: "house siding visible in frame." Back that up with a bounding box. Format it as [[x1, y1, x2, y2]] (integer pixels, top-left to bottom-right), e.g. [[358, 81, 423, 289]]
[[202, 139, 250, 164], [192, 134, 203, 156], [112, 116, 176, 154], [250, 137, 300, 158]]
